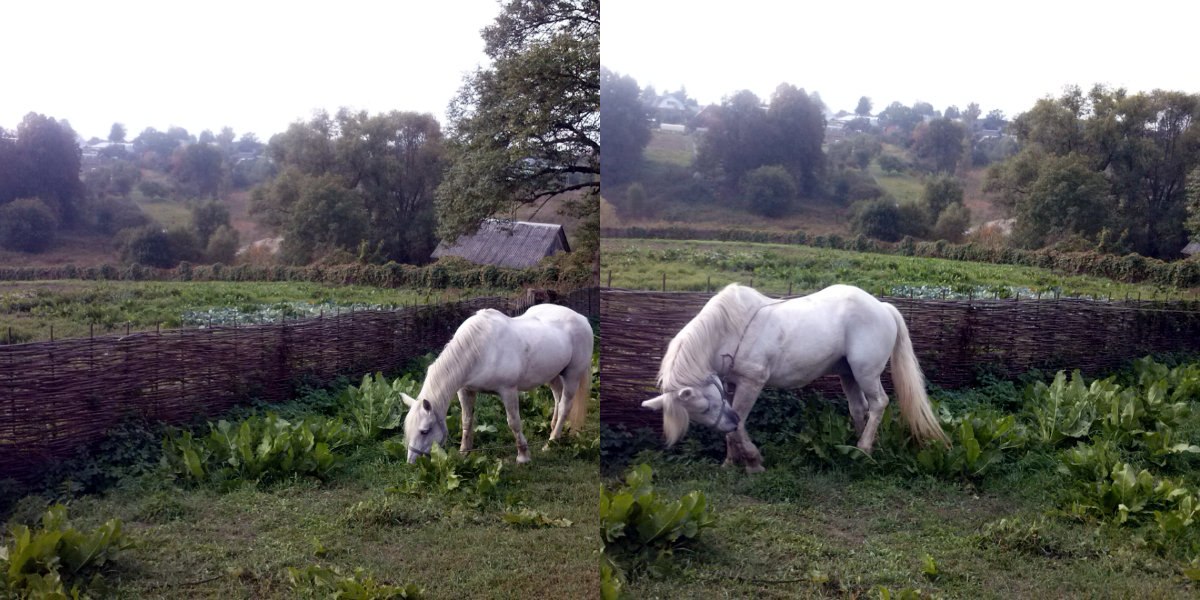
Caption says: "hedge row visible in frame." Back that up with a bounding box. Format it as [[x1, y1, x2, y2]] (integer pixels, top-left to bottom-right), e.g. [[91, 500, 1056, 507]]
[[601, 226, 1200, 289], [0, 256, 593, 290]]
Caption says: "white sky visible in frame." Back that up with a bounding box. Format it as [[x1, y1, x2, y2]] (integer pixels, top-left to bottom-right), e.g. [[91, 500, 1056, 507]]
[[1, 0, 501, 141], [602, 0, 1199, 118]]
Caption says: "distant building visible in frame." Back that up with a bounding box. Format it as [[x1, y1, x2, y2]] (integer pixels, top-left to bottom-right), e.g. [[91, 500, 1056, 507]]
[[1183, 241, 1200, 257], [431, 219, 570, 269]]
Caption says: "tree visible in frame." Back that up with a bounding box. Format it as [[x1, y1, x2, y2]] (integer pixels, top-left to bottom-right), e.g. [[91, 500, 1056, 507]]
[[944, 105, 961, 120], [600, 67, 651, 184], [191, 200, 231, 245], [0, 198, 58, 252], [6, 113, 84, 224], [741, 165, 796, 217], [436, 0, 599, 250], [173, 143, 225, 198], [697, 90, 772, 184], [912, 118, 966, 173], [982, 109, 1007, 131], [766, 83, 826, 195], [1012, 154, 1112, 248], [922, 176, 964, 222], [850, 198, 901, 242], [279, 175, 369, 265], [1187, 167, 1200, 243], [205, 224, 240, 264], [933, 203, 971, 243], [855, 96, 872, 117], [962, 102, 981, 128], [108, 123, 126, 143]]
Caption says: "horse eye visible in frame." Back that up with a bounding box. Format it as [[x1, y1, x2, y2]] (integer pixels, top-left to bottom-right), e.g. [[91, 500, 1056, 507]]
[[420, 428, 430, 435]]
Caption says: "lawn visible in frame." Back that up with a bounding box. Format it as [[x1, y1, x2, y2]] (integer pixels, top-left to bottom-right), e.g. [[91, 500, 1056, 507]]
[[0, 280, 506, 344], [2, 358, 601, 598], [602, 358, 1200, 598], [601, 238, 1197, 300]]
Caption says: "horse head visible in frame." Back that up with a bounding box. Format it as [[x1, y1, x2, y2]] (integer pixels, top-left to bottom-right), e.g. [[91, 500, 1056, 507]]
[[401, 392, 448, 463], [641, 374, 739, 445]]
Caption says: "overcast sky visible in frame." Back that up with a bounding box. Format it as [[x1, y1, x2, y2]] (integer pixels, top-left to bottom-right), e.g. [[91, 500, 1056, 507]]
[[1, 0, 500, 141], [603, 0, 1199, 118]]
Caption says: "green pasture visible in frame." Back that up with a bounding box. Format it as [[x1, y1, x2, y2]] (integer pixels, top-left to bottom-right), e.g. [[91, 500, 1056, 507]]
[[601, 238, 1198, 300], [0, 280, 505, 344]]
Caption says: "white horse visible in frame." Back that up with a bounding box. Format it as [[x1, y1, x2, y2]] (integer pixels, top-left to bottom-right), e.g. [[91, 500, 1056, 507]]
[[641, 284, 946, 472], [402, 303, 593, 464]]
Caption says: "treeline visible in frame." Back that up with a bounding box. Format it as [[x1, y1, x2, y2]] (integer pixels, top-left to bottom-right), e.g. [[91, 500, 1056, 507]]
[[602, 226, 1200, 289], [0, 256, 591, 290]]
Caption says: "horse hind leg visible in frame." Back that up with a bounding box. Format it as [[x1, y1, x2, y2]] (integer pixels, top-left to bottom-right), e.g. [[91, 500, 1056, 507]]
[[544, 376, 568, 451], [856, 378, 890, 454], [839, 374, 868, 437], [499, 388, 531, 464]]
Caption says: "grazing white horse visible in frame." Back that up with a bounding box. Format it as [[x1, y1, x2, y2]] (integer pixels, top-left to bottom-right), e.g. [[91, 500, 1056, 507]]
[[402, 304, 593, 464], [642, 284, 946, 472]]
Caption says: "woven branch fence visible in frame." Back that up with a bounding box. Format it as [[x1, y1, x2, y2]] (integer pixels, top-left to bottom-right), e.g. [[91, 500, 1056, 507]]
[[0, 287, 599, 483], [600, 288, 1200, 431]]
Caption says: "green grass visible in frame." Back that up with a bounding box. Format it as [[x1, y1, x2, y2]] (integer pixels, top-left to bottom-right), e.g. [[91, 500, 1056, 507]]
[[869, 162, 926, 205], [612, 460, 1192, 598], [643, 128, 696, 167], [4, 370, 600, 598], [132, 193, 194, 229], [0, 280, 505, 343], [601, 238, 1198, 299], [607, 360, 1200, 598]]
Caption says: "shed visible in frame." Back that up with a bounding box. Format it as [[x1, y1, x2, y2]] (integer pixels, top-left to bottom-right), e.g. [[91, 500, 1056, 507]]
[[1183, 241, 1200, 257], [431, 219, 570, 268]]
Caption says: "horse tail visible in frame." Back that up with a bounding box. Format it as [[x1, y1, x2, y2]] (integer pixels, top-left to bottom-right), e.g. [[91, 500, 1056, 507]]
[[567, 368, 591, 433], [885, 303, 948, 445]]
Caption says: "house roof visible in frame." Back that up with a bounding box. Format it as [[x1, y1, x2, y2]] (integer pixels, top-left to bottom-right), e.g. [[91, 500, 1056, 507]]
[[431, 219, 570, 268], [1183, 241, 1200, 256]]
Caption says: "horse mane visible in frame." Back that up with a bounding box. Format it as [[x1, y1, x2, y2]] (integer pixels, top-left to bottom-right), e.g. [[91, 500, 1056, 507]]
[[418, 308, 503, 414], [658, 284, 769, 390]]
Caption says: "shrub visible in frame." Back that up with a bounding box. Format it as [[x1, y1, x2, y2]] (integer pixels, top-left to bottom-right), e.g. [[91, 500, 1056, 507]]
[[0, 198, 58, 253], [741, 165, 797, 217], [205, 224, 240, 264], [191, 199, 231, 245], [600, 464, 715, 578], [850, 198, 901, 242], [137, 179, 171, 200], [878, 153, 907, 174], [922, 176, 964, 222], [0, 504, 134, 597], [117, 225, 173, 267], [92, 196, 150, 235], [933, 204, 971, 243], [830, 168, 885, 205], [625, 182, 647, 217]]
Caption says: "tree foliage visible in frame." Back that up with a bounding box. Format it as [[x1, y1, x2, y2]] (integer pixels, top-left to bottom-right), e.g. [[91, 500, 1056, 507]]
[[856, 96, 873, 117], [923, 176, 964, 222], [0, 113, 84, 225], [600, 67, 651, 184], [191, 200, 231, 246], [912, 118, 966, 173], [173, 142, 225, 199], [256, 109, 445, 264], [0, 198, 58, 253], [990, 85, 1200, 257], [436, 0, 599, 246], [698, 84, 825, 196], [108, 123, 126, 143], [741, 165, 797, 217]]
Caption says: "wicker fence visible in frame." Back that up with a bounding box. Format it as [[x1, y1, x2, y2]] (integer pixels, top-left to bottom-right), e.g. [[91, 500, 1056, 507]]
[[600, 288, 1200, 431], [0, 287, 599, 482]]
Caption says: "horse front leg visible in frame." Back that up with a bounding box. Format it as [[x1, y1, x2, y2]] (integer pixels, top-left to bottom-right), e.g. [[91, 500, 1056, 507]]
[[726, 379, 767, 473], [499, 388, 531, 464], [458, 389, 477, 453], [857, 378, 890, 454]]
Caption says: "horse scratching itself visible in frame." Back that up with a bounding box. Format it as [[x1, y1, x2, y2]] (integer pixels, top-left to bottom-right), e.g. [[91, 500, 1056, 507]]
[[402, 303, 593, 464], [642, 284, 947, 473]]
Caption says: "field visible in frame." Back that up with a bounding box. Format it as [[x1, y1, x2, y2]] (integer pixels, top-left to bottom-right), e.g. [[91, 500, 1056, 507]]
[[0, 280, 505, 344], [2, 357, 600, 598], [602, 358, 1200, 598], [601, 238, 1198, 300]]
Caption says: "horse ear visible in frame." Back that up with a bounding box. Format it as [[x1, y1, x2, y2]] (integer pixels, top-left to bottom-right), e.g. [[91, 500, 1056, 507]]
[[641, 395, 666, 411], [677, 387, 694, 400], [422, 399, 432, 411], [400, 392, 416, 407]]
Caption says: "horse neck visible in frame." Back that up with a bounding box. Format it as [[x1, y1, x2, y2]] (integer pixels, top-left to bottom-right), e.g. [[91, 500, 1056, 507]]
[[419, 316, 493, 414], [660, 285, 768, 388]]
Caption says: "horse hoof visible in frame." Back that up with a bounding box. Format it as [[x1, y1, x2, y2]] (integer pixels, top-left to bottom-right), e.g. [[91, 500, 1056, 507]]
[[744, 464, 765, 474], [517, 454, 531, 465], [541, 443, 551, 452]]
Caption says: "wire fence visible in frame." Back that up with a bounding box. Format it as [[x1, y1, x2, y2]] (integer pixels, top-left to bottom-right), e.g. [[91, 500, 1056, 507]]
[[599, 288, 1200, 432], [0, 287, 599, 482]]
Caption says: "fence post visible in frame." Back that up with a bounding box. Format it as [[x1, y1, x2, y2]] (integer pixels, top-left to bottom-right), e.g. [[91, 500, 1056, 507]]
[[661, 272, 666, 292]]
